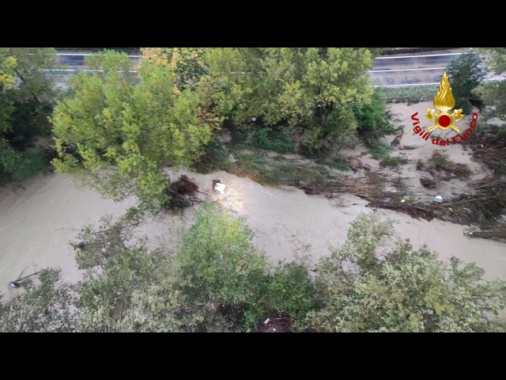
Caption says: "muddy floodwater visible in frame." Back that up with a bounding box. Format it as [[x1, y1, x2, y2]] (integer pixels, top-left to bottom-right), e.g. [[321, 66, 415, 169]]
[[1, 168, 505, 303], [1, 102, 505, 307]]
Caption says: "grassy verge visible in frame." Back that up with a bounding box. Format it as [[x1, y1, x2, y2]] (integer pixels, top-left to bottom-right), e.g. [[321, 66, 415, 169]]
[[229, 150, 336, 187], [369, 140, 392, 159], [381, 85, 439, 104], [368, 140, 408, 168], [193, 130, 348, 187]]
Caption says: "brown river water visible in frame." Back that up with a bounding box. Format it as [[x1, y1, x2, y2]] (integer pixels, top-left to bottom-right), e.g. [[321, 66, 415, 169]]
[[1, 103, 505, 307], [1, 168, 505, 304]]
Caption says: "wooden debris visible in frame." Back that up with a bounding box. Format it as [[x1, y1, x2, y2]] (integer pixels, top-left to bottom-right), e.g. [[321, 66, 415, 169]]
[[163, 175, 200, 210]]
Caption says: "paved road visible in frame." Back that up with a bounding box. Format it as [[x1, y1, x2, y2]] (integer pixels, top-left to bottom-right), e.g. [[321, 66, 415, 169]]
[[49, 49, 500, 88], [369, 52, 463, 87]]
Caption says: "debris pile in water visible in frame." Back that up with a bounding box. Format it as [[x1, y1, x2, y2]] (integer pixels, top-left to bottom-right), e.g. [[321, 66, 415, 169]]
[[163, 175, 200, 211]]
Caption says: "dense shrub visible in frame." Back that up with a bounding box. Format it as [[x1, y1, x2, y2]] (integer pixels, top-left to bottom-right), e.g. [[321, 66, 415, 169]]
[[447, 49, 486, 114]]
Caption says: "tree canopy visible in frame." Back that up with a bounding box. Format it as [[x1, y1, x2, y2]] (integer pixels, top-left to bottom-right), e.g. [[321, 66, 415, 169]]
[[51, 50, 219, 210], [0, 48, 57, 184], [447, 48, 486, 114], [204, 48, 376, 154], [50, 48, 382, 208]]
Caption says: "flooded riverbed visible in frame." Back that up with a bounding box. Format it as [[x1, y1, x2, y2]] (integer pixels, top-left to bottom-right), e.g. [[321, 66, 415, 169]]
[[1, 168, 505, 304], [1, 102, 505, 306]]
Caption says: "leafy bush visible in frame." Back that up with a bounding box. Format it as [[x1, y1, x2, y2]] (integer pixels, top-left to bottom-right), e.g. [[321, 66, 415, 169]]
[[3, 208, 505, 332], [382, 85, 439, 104], [447, 49, 486, 114], [12, 148, 52, 179], [369, 140, 392, 159], [261, 260, 320, 329], [354, 88, 396, 147], [244, 126, 296, 154], [308, 213, 506, 332], [0, 268, 77, 332], [297, 107, 359, 158], [177, 203, 269, 327], [0, 142, 52, 185], [71, 215, 198, 332]]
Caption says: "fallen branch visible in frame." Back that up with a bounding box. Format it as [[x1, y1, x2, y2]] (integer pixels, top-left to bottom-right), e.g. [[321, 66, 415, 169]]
[[10, 270, 42, 287], [465, 229, 506, 242]]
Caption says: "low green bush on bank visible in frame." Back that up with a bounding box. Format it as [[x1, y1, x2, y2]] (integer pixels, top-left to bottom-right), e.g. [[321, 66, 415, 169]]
[[2, 207, 505, 332]]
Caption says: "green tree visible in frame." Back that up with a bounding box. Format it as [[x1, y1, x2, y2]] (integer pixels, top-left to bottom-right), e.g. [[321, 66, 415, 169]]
[[51, 50, 218, 211], [447, 48, 486, 114], [471, 48, 506, 175], [308, 213, 506, 332], [476, 48, 506, 119], [203, 48, 376, 155], [210, 48, 374, 126], [0, 48, 57, 184], [353, 88, 396, 147], [141, 48, 207, 92], [482, 48, 506, 74], [178, 205, 269, 328]]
